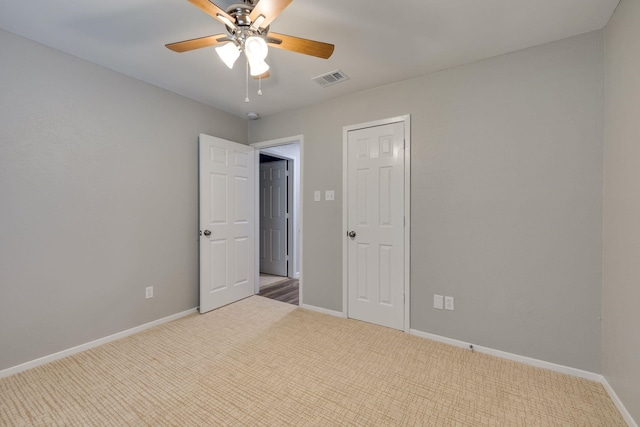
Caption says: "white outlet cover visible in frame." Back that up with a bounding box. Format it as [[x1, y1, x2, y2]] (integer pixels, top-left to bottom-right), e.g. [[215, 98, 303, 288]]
[[325, 190, 335, 201], [445, 296, 454, 311], [433, 294, 444, 310], [314, 191, 321, 202], [145, 286, 154, 299]]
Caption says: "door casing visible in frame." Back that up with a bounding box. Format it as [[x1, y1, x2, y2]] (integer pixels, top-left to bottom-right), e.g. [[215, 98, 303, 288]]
[[251, 135, 304, 301], [342, 116, 411, 332]]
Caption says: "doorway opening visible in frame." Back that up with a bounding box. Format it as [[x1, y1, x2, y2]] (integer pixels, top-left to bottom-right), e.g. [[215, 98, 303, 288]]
[[252, 137, 302, 306]]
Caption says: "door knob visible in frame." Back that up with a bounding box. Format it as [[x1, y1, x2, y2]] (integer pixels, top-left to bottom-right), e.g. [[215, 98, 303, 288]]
[[348, 231, 356, 238], [203, 230, 212, 237]]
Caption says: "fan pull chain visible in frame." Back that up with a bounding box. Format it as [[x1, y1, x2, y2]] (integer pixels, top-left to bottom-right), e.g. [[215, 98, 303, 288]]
[[258, 75, 263, 96], [245, 59, 250, 103]]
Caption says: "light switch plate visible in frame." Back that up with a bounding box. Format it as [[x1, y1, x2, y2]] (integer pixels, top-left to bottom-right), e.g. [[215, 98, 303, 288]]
[[325, 190, 335, 201], [314, 191, 321, 202], [433, 294, 444, 310]]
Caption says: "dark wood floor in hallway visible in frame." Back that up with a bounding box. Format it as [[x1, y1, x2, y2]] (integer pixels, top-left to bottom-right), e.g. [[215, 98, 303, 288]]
[[258, 278, 299, 305]]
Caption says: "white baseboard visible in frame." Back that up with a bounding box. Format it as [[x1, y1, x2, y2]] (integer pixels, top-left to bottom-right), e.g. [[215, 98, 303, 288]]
[[300, 303, 346, 318], [409, 329, 601, 381], [601, 377, 638, 427], [410, 329, 637, 426], [0, 307, 198, 379]]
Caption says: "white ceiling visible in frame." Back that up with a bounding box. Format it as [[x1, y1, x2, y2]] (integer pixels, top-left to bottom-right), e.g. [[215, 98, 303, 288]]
[[0, 0, 619, 119]]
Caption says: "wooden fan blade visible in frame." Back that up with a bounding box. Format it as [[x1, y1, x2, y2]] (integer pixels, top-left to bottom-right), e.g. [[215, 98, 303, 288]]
[[266, 32, 334, 59], [188, 0, 236, 26], [249, 0, 293, 30], [166, 34, 229, 52], [253, 71, 270, 79]]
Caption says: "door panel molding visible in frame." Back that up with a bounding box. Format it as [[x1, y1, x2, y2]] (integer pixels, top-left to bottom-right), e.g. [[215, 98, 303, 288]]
[[342, 116, 411, 332]]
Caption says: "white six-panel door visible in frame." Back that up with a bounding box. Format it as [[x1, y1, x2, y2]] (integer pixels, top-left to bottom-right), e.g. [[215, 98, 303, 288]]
[[347, 121, 405, 330], [199, 134, 255, 313], [259, 160, 288, 276]]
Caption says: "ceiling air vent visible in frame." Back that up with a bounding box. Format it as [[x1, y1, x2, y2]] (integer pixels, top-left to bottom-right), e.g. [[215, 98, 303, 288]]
[[312, 70, 349, 88]]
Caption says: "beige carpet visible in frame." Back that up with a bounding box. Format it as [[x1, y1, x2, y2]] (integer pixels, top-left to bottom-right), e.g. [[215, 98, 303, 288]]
[[0, 296, 625, 426]]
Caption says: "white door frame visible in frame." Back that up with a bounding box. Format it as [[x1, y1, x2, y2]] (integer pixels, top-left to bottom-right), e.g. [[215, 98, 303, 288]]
[[251, 135, 304, 302], [259, 154, 296, 278], [342, 116, 411, 332]]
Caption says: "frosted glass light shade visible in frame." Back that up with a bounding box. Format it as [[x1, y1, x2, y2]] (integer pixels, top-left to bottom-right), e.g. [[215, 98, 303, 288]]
[[248, 58, 270, 76], [244, 36, 269, 76], [215, 42, 240, 69], [244, 36, 268, 61]]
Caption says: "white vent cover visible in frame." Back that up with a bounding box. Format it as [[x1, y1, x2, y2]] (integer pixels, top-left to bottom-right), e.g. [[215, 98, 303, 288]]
[[312, 70, 349, 88]]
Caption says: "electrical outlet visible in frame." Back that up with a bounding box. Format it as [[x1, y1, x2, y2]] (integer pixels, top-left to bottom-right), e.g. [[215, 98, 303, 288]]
[[314, 191, 321, 202], [145, 286, 154, 299], [433, 294, 444, 310], [445, 296, 454, 311], [325, 190, 335, 201]]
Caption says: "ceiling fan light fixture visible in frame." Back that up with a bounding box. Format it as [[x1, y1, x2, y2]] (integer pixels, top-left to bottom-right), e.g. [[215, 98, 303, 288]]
[[248, 58, 270, 76], [244, 36, 269, 76], [167, 0, 335, 101], [215, 42, 241, 69], [244, 36, 268, 61]]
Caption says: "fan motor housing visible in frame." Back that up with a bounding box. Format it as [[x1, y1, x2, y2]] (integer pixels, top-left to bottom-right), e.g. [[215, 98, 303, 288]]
[[227, 4, 253, 27]]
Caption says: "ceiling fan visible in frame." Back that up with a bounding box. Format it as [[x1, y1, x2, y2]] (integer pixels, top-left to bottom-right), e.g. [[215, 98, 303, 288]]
[[166, 0, 335, 78]]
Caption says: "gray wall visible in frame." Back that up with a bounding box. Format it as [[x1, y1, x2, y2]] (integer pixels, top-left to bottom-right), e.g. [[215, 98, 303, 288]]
[[250, 32, 604, 373], [603, 0, 640, 421], [0, 29, 247, 370]]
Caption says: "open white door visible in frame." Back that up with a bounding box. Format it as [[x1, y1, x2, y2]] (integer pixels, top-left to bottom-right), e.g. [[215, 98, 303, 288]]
[[259, 159, 288, 276], [199, 134, 255, 313]]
